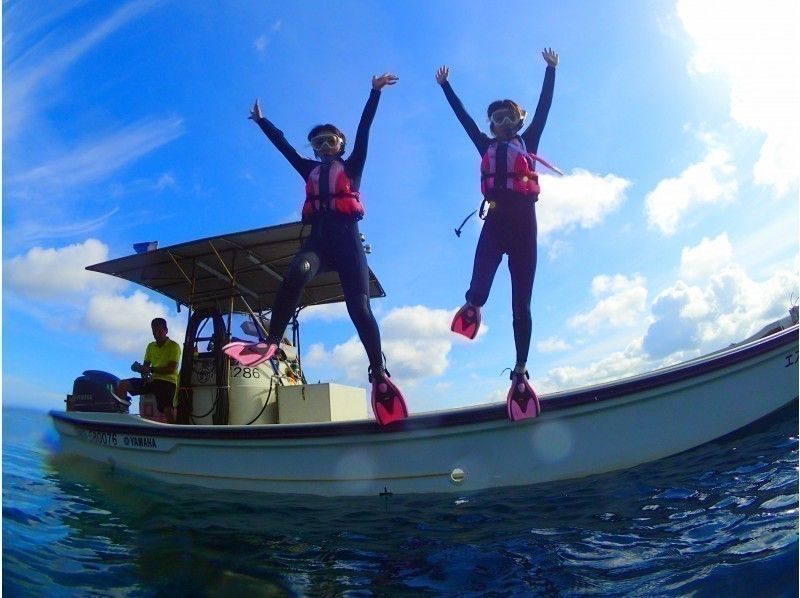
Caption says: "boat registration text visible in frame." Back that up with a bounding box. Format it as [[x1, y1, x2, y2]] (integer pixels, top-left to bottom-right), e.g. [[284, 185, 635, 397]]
[[78, 429, 160, 450]]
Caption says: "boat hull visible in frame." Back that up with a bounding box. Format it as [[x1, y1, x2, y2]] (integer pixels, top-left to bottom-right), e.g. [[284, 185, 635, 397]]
[[50, 327, 799, 496]]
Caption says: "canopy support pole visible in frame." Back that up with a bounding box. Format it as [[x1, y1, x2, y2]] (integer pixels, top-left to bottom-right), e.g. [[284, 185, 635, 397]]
[[207, 241, 269, 340]]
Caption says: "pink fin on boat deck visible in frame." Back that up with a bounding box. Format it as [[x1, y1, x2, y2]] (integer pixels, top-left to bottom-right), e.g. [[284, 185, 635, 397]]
[[371, 376, 409, 426], [507, 375, 541, 421], [451, 304, 481, 340], [222, 341, 277, 367], [222, 341, 253, 355]]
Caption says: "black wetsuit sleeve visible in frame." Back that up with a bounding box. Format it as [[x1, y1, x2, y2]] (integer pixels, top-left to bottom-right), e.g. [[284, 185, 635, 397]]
[[343, 88, 381, 188], [440, 81, 490, 155], [520, 66, 555, 153], [255, 117, 315, 179]]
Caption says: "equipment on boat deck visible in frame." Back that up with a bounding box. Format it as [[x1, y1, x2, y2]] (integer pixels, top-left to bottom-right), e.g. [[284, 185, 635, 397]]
[[221, 340, 278, 368], [133, 241, 158, 254]]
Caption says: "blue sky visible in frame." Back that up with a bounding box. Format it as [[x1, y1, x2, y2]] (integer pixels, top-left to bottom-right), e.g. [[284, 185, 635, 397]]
[[3, 0, 798, 413]]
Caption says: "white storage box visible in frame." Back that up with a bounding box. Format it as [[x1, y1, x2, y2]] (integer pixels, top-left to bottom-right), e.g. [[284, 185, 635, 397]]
[[277, 383, 368, 423]]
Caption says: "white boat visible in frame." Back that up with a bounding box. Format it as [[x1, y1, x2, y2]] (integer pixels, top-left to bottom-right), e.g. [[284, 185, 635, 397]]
[[49, 223, 800, 496]]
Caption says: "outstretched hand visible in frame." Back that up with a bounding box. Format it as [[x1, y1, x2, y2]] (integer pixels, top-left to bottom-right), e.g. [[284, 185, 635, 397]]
[[249, 99, 263, 121], [542, 48, 559, 68], [372, 73, 399, 90], [435, 65, 450, 85]]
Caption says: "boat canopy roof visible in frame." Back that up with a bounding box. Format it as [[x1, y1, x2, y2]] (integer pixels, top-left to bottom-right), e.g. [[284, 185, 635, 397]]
[[87, 222, 385, 314]]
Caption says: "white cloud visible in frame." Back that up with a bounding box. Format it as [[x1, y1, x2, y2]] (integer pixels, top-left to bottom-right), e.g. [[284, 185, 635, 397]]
[[677, 0, 800, 195], [680, 233, 733, 281], [305, 305, 458, 384], [4, 0, 161, 140], [305, 343, 328, 364], [3, 1, 183, 252], [254, 35, 268, 52], [379, 305, 455, 340], [752, 133, 798, 196], [300, 302, 350, 322], [110, 172, 178, 197], [537, 169, 630, 238], [701, 265, 796, 342], [568, 274, 648, 331], [305, 337, 375, 382], [4, 239, 127, 298], [643, 263, 798, 358], [644, 148, 737, 235], [326, 337, 373, 381], [536, 336, 571, 352], [9, 117, 185, 195], [540, 255, 795, 388], [723, 210, 798, 276], [4, 208, 120, 246], [538, 337, 648, 393], [253, 20, 282, 55], [4, 239, 185, 358], [83, 291, 186, 355], [642, 281, 708, 357], [545, 239, 571, 261]]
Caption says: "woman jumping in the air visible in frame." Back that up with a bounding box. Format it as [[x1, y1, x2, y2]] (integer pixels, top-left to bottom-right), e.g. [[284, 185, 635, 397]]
[[436, 48, 560, 421], [225, 72, 408, 426]]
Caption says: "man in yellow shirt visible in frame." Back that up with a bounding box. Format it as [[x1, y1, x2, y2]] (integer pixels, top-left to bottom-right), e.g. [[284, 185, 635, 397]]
[[117, 318, 181, 423]]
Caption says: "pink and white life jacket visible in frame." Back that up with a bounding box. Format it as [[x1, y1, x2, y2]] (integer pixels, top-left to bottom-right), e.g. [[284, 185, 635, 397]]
[[303, 159, 364, 222], [480, 138, 562, 197]]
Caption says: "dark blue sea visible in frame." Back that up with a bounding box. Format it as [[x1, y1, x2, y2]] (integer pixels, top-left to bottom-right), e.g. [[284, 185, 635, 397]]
[[3, 405, 798, 597]]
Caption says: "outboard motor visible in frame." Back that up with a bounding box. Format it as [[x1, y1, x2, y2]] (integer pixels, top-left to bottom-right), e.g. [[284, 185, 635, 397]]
[[66, 370, 129, 413]]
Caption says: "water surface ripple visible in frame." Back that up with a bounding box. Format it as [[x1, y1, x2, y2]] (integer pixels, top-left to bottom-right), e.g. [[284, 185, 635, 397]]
[[3, 407, 797, 596]]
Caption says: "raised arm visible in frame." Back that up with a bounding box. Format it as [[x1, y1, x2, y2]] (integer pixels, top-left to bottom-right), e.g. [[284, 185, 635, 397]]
[[249, 99, 311, 178], [346, 72, 398, 176], [436, 66, 488, 155], [520, 49, 558, 152]]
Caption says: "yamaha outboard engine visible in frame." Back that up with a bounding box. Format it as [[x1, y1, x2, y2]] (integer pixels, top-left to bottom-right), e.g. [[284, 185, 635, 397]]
[[66, 370, 129, 413]]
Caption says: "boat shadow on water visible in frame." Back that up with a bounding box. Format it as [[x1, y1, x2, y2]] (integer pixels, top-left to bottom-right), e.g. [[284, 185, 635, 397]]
[[39, 402, 798, 596]]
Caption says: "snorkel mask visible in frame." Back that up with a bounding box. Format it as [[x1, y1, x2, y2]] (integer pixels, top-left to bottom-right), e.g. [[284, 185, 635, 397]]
[[489, 109, 523, 127], [487, 100, 526, 138], [310, 133, 342, 152]]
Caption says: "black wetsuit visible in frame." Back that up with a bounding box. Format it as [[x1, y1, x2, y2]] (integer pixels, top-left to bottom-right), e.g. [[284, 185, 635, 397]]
[[255, 89, 383, 370], [440, 66, 555, 366]]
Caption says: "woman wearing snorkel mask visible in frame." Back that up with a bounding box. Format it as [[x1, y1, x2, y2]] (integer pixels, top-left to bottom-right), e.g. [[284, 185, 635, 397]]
[[229, 72, 408, 426], [436, 48, 560, 421]]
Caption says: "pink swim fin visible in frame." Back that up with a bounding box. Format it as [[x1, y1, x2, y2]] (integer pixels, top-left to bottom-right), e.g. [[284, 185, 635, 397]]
[[451, 303, 481, 340], [507, 372, 541, 421], [222, 341, 277, 368], [370, 371, 409, 426]]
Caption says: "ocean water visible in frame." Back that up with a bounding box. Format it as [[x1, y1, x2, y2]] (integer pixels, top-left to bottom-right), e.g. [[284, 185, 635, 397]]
[[2, 406, 798, 597]]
